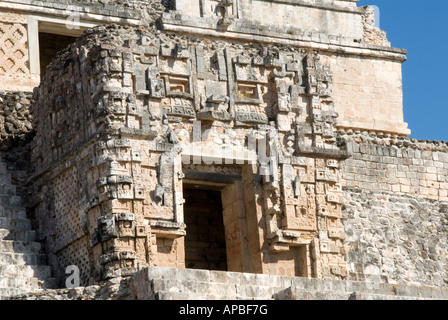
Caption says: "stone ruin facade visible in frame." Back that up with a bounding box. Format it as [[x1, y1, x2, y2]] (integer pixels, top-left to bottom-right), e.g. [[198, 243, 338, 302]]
[[0, 0, 447, 300]]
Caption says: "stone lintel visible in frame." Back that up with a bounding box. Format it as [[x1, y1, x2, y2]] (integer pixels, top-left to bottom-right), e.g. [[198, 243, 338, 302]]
[[260, 0, 363, 14], [150, 220, 186, 239], [183, 169, 242, 184], [297, 146, 351, 160], [0, 1, 143, 26]]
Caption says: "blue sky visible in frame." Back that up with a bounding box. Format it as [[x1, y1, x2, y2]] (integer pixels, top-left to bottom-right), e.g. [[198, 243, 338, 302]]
[[357, 0, 448, 141]]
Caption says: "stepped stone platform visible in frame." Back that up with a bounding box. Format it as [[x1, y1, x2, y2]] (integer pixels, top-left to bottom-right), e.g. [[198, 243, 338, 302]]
[[129, 267, 448, 300], [9, 266, 448, 300], [0, 157, 55, 299]]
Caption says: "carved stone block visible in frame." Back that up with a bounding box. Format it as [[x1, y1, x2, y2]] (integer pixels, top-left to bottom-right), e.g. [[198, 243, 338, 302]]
[[150, 79, 166, 98], [97, 214, 118, 242]]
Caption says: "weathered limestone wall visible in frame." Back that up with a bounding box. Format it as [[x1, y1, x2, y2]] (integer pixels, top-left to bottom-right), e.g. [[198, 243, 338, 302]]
[[340, 133, 448, 287], [0, 10, 38, 92], [322, 54, 406, 136], [176, 0, 364, 42], [238, 0, 363, 41], [343, 189, 448, 287], [341, 133, 448, 200]]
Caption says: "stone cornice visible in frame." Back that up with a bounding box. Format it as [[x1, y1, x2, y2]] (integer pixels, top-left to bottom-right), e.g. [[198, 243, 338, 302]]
[[256, 0, 364, 14], [161, 14, 407, 62], [0, 0, 143, 25]]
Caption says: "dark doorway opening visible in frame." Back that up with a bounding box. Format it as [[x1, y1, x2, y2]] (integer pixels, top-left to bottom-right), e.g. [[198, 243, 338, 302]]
[[183, 187, 228, 271], [38, 32, 77, 76]]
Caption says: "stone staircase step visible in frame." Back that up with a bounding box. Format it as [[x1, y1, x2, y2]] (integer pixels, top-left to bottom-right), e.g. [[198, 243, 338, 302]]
[[0, 240, 42, 254], [153, 290, 246, 300], [154, 290, 207, 300], [0, 279, 57, 299], [0, 276, 40, 290], [0, 252, 48, 266], [0, 172, 11, 183], [348, 291, 431, 300], [0, 156, 56, 298], [0, 287, 28, 300], [0, 184, 16, 195], [0, 217, 31, 230], [0, 264, 51, 279], [0, 229, 36, 241], [0, 195, 22, 207], [0, 207, 27, 219], [274, 285, 443, 300]]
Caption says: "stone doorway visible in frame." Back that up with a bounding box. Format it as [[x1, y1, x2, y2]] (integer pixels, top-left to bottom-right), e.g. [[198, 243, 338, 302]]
[[182, 170, 251, 273], [183, 186, 228, 271], [38, 32, 77, 76]]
